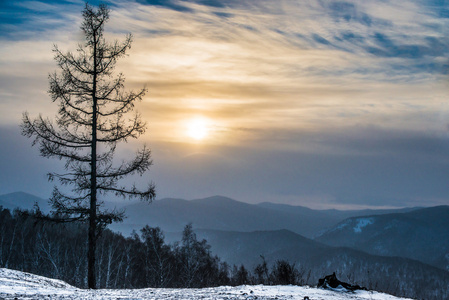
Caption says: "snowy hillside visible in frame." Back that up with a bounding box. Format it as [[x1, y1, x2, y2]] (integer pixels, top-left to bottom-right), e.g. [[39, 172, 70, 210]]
[[0, 268, 412, 300], [315, 206, 449, 270]]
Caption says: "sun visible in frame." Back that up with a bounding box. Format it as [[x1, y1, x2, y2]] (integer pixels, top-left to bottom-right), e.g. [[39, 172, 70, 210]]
[[187, 117, 210, 141]]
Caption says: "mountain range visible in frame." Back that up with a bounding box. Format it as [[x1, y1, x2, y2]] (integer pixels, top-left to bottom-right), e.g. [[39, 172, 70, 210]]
[[188, 228, 449, 295], [1, 191, 449, 299], [2, 192, 447, 271], [0, 191, 50, 213], [163, 227, 449, 298], [315, 206, 449, 271], [0, 192, 419, 238], [108, 195, 418, 238]]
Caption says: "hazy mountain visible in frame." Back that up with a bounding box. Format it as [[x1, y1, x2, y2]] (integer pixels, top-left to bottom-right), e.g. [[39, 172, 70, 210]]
[[315, 206, 449, 271], [111, 195, 339, 237], [174, 229, 327, 267], [110, 195, 419, 238], [2, 192, 421, 239], [0, 192, 50, 213], [168, 228, 449, 299], [258, 202, 419, 221]]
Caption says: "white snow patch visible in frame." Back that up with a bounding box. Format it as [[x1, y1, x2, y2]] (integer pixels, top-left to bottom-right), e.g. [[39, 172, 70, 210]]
[[317, 220, 350, 236], [0, 268, 413, 300], [336, 220, 350, 230], [353, 218, 374, 233]]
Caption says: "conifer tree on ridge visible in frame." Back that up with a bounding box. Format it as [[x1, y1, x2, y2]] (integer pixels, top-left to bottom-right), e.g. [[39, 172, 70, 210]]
[[21, 3, 155, 289]]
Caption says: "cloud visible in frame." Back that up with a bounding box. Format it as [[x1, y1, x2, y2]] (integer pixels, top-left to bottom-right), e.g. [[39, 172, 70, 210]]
[[135, 0, 193, 12], [146, 125, 449, 208], [0, 0, 83, 41], [1, 0, 448, 208], [326, 1, 373, 26]]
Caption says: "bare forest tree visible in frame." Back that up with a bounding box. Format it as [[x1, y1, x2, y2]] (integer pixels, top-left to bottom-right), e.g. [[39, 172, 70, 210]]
[[21, 3, 155, 289]]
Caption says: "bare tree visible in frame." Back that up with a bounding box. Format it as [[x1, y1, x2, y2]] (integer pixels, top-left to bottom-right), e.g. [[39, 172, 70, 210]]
[[21, 3, 155, 289], [141, 226, 173, 287]]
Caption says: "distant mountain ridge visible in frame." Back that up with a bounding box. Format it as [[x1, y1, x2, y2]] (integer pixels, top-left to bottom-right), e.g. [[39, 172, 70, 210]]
[[258, 202, 420, 220], [168, 228, 449, 299], [1, 192, 422, 239], [0, 192, 50, 213], [109, 195, 422, 238], [315, 206, 449, 271]]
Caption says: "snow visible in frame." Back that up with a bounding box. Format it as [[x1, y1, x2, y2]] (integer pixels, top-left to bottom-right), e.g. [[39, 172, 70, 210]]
[[353, 218, 374, 233], [0, 268, 413, 300], [336, 221, 350, 231], [316, 221, 349, 237]]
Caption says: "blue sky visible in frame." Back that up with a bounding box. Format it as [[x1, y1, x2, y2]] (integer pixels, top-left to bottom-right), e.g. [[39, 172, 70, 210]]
[[0, 0, 448, 209]]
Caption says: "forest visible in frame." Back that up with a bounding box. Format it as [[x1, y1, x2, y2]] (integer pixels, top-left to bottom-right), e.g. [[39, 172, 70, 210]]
[[0, 207, 305, 289], [2, 206, 449, 300]]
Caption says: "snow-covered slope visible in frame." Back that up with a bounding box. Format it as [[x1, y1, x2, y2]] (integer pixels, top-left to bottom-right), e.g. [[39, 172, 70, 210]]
[[315, 206, 449, 270], [0, 268, 412, 300]]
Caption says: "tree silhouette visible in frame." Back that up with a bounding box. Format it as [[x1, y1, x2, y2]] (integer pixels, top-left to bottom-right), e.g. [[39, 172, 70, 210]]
[[21, 3, 155, 289]]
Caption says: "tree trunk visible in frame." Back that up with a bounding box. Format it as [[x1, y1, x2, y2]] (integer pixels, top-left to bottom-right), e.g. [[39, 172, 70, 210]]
[[88, 30, 98, 289]]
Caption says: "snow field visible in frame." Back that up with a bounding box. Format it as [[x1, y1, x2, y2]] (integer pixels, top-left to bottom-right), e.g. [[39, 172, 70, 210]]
[[0, 268, 413, 300]]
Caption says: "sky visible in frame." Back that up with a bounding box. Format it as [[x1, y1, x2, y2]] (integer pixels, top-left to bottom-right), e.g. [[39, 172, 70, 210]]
[[0, 0, 448, 209]]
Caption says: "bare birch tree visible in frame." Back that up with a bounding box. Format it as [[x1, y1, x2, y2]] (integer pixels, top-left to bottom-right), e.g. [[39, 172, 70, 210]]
[[21, 3, 155, 289]]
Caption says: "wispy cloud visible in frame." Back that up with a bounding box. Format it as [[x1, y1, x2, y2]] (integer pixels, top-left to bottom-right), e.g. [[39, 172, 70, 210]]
[[0, 0, 448, 207], [102, 0, 448, 146]]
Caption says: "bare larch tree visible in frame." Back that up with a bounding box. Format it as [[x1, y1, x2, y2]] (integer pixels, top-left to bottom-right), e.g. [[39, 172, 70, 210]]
[[21, 3, 155, 289]]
